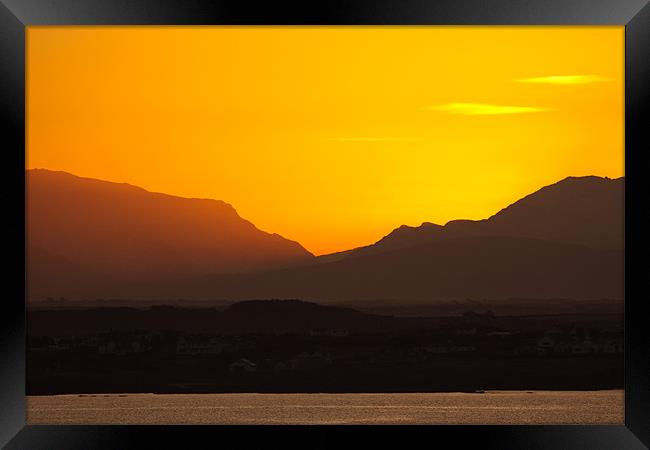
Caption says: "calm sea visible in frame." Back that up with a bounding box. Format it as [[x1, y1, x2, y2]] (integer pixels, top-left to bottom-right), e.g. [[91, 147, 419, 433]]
[[27, 390, 623, 425]]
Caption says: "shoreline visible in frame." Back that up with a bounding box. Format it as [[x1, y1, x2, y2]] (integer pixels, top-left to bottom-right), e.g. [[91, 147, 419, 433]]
[[30, 388, 624, 397]]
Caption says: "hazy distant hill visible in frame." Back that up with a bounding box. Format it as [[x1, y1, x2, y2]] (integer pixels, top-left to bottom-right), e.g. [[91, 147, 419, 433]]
[[26, 169, 314, 300], [319, 176, 624, 262], [122, 235, 623, 302], [27, 245, 105, 301]]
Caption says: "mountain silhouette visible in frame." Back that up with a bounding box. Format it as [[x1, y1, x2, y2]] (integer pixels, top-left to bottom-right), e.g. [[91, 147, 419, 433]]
[[27, 172, 624, 303], [121, 235, 622, 302], [26, 169, 314, 300], [318, 176, 623, 262]]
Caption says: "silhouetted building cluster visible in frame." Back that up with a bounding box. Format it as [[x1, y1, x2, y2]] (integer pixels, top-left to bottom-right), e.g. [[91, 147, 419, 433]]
[[26, 305, 623, 395]]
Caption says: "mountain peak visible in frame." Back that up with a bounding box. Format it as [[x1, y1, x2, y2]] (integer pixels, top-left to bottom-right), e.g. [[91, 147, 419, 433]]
[[343, 175, 624, 260], [559, 174, 623, 183], [27, 168, 237, 212]]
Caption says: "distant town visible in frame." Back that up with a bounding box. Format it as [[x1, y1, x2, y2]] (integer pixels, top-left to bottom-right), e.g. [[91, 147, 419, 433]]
[[27, 300, 623, 394]]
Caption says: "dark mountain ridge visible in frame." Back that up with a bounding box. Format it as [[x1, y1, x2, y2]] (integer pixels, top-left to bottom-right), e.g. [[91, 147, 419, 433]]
[[117, 234, 622, 303], [27, 169, 314, 300], [319, 176, 623, 262], [27, 172, 624, 304]]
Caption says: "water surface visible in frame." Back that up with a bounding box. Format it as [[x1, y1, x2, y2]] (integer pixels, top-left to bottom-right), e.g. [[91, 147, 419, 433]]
[[27, 390, 623, 425]]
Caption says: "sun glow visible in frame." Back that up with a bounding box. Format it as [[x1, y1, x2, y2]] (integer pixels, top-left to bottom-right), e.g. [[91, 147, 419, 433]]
[[27, 26, 624, 255]]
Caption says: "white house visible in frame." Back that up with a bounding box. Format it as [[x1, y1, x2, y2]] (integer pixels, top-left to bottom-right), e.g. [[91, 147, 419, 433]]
[[229, 358, 257, 372], [537, 336, 556, 356], [603, 339, 623, 354]]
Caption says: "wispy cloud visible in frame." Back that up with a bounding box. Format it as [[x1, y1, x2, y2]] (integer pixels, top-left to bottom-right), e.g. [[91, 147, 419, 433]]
[[424, 102, 550, 116], [328, 137, 420, 142], [515, 75, 611, 85]]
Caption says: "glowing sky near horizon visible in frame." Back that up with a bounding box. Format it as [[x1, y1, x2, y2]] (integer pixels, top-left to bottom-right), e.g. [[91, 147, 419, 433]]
[[27, 26, 624, 255]]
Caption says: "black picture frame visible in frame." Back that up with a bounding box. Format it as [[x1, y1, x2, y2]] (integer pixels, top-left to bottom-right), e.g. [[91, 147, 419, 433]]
[[1, 0, 648, 448]]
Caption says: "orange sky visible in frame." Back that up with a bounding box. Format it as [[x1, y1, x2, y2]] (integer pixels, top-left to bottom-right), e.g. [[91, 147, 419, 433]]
[[27, 26, 624, 255]]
